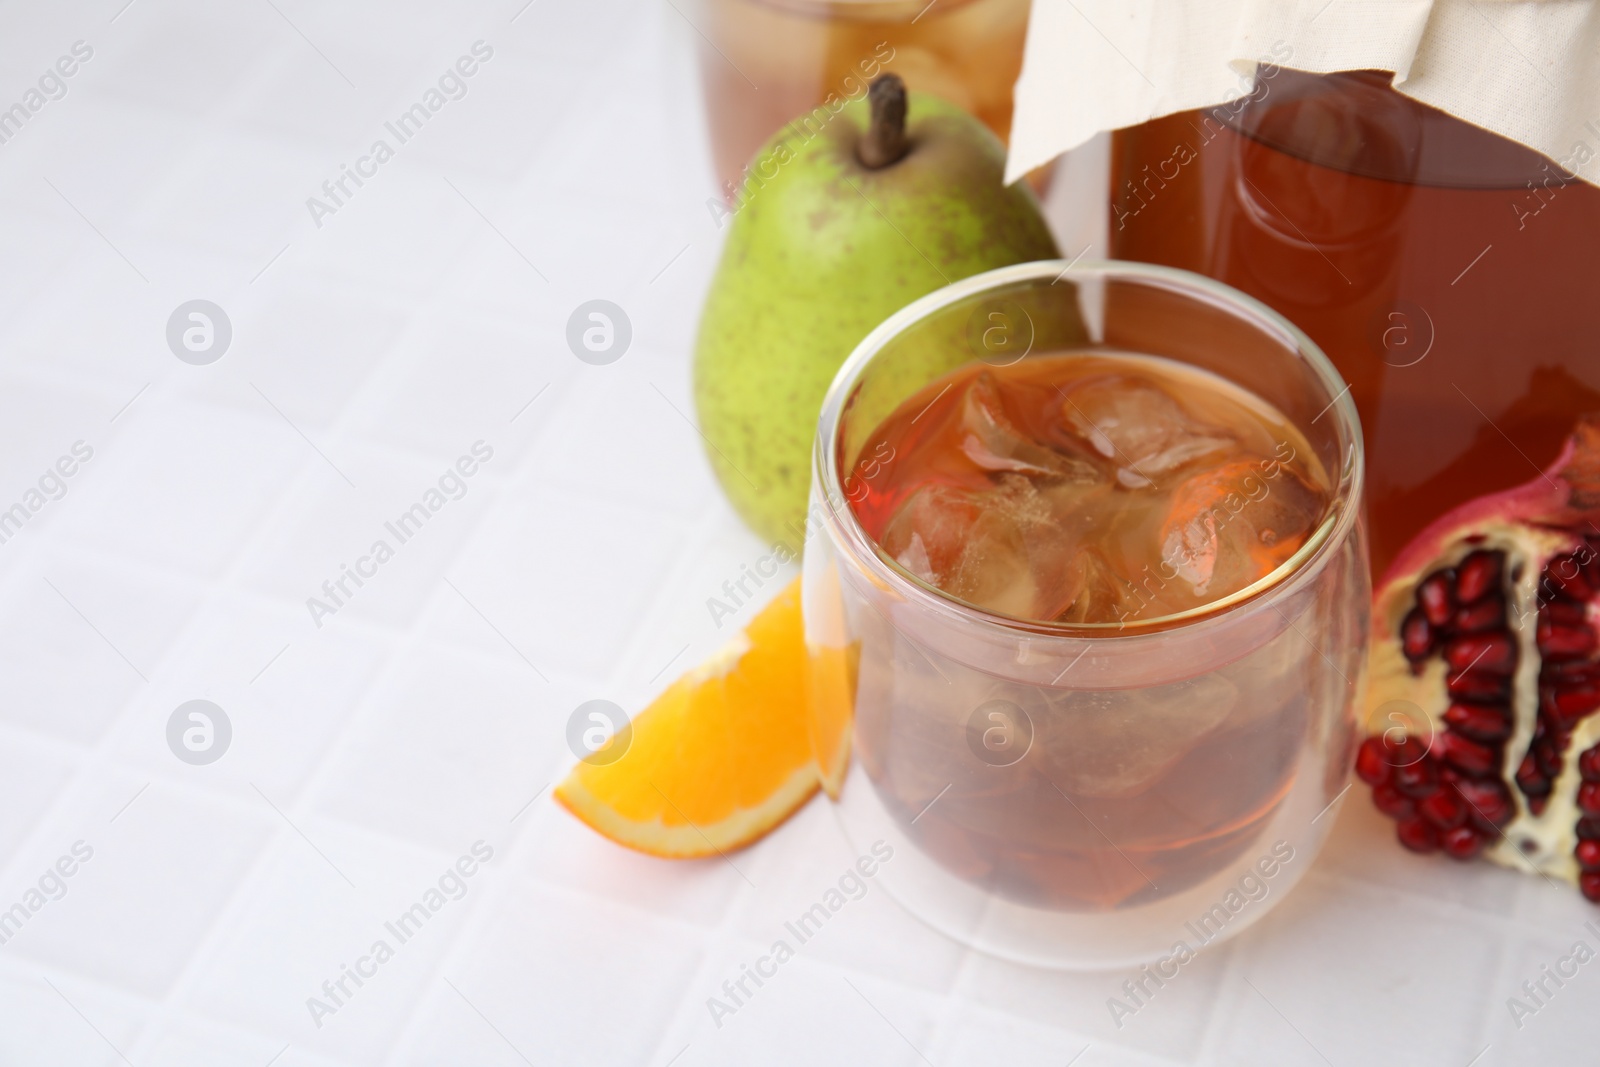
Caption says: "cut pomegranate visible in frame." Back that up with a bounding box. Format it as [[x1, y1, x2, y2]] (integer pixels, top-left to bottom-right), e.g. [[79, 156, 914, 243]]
[[1363, 415, 1600, 898]]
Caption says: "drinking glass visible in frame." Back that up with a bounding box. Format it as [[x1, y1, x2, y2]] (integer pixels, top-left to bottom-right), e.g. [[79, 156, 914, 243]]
[[802, 260, 1368, 968]]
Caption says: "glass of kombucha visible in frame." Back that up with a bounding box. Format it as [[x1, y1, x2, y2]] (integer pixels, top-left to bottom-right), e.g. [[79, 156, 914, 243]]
[[689, 0, 1031, 197], [1109, 67, 1600, 576], [801, 261, 1368, 967]]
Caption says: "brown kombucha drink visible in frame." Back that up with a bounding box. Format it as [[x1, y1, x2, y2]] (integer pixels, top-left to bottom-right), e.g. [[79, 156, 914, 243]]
[[843, 352, 1335, 909]]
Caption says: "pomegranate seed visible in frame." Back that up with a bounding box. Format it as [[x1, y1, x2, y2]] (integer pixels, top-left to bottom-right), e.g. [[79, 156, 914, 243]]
[[1442, 825, 1485, 860], [1516, 754, 1551, 797], [1581, 746, 1600, 781], [1544, 554, 1595, 599], [1547, 684, 1600, 724], [1397, 817, 1441, 853], [1443, 703, 1511, 742], [1447, 670, 1510, 702], [1456, 777, 1513, 828], [1418, 572, 1456, 627], [1542, 686, 1585, 731], [1455, 550, 1503, 604], [1386, 734, 1428, 762], [1544, 598, 1589, 625], [1436, 733, 1500, 776], [1545, 662, 1600, 688], [1394, 756, 1439, 798], [1530, 795, 1550, 816], [1401, 609, 1434, 663], [1578, 816, 1600, 840], [1579, 782, 1600, 815], [1577, 840, 1600, 870], [1537, 618, 1598, 660], [1581, 871, 1600, 903], [1453, 596, 1506, 633], [1355, 737, 1391, 785], [1445, 632, 1516, 674], [1419, 787, 1468, 829], [1372, 782, 1415, 820]]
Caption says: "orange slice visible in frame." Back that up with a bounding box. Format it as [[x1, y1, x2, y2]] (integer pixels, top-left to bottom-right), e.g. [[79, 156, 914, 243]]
[[555, 576, 825, 858]]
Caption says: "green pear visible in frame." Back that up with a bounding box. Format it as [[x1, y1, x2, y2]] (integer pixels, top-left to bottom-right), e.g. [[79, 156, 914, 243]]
[[693, 74, 1059, 549]]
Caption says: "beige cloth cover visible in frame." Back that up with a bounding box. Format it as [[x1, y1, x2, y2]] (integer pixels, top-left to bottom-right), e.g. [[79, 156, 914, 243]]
[[1006, 0, 1600, 186]]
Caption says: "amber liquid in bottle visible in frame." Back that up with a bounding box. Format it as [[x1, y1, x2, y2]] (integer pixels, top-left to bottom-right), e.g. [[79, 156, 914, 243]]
[[1109, 68, 1600, 575]]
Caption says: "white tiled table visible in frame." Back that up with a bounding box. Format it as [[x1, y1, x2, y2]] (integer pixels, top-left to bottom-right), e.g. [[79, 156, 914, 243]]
[[0, 2, 1592, 1063]]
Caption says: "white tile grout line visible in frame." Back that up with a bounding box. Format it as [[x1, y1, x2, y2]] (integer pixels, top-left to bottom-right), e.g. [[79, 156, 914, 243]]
[[1189, 865, 1528, 1066], [384, 867, 738, 1065], [623, 799, 858, 1063]]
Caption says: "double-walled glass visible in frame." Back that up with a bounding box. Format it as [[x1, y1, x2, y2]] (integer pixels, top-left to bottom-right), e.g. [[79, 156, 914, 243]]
[[802, 261, 1368, 968]]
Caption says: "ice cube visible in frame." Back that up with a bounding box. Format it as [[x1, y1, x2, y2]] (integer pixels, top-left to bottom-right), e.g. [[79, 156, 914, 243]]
[[878, 482, 980, 584], [1039, 674, 1239, 799], [961, 372, 1100, 482], [1160, 460, 1324, 599], [1053, 546, 1141, 625], [1006, 478, 1121, 622], [952, 477, 1058, 620], [880, 475, 1111, 622], [1058, 375, 1233, 487]]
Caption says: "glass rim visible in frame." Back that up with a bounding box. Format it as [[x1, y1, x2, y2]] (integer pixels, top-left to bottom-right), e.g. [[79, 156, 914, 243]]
[[811, 258, 1366, 637]]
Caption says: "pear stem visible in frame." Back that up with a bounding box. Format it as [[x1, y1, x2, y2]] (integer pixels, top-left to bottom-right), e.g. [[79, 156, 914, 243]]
[[858, 74, 909, 169]]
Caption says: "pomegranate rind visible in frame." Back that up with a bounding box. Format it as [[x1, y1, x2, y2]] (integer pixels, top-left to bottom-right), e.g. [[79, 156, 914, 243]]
[[1379, 415, 1600, 592]]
